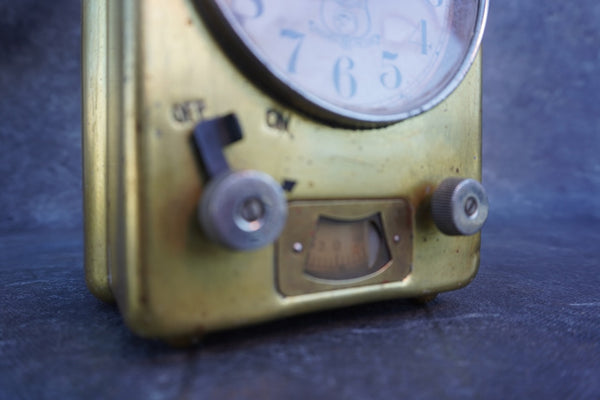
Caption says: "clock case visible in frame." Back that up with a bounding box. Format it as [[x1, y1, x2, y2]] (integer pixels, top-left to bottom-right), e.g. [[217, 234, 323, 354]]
[[83, 0, 485, 341]]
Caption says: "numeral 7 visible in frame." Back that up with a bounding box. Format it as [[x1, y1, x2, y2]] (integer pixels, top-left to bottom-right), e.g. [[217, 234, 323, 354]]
[[280, 29, 305, 73]]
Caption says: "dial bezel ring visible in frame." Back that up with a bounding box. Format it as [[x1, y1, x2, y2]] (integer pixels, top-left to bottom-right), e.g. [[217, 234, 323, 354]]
[[195, 0, 489, 128]]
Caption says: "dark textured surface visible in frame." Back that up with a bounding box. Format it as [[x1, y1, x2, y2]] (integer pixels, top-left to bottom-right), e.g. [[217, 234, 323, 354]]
[[1, 0, 599, 399], [1, 217, 599, 399]]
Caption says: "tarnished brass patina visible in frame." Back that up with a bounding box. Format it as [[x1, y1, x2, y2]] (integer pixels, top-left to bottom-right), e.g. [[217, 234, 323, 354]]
[[83, 0, 485, 341]]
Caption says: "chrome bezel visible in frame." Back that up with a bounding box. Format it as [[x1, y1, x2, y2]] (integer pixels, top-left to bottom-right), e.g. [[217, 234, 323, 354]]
[[197, 0, 488, 128]]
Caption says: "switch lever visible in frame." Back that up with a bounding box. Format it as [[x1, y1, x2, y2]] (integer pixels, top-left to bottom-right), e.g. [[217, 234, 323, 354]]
[[192, 115, 288, 251]]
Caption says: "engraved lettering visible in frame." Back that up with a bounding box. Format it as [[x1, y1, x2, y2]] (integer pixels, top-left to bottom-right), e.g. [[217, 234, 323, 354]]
[[266, 108, 291, 131], [172, 100, 206, 124]]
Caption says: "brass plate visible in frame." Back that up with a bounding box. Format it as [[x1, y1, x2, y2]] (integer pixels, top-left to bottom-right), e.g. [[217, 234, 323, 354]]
[[277, 200, 413, 296]]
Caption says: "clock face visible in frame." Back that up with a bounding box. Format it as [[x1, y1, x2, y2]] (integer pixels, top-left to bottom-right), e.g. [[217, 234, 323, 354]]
[[202, 0, 488, 126]]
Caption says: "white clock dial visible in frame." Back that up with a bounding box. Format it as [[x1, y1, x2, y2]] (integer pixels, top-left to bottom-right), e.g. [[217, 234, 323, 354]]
[[204, 0, 487, 125]]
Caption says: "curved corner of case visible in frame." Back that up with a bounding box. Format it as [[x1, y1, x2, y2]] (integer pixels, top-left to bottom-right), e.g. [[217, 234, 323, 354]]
[[85, 269, 115, 303]]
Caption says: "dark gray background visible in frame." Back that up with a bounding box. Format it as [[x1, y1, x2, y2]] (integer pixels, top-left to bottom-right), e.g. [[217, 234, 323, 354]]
[[1, 1, 599, 233], [1, 1, 599, 399]]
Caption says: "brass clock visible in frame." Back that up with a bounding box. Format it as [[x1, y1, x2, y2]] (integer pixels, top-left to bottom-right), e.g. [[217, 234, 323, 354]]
[[82, 0, 489, 342]]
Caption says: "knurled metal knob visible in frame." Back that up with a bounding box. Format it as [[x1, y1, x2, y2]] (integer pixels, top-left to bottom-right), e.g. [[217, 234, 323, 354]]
[[431, 178, 489, 236], [199, 170, 288, 251]]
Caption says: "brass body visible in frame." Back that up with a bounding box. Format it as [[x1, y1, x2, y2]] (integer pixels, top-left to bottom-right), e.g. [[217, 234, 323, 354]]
[[83, 0, 483, 340]]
